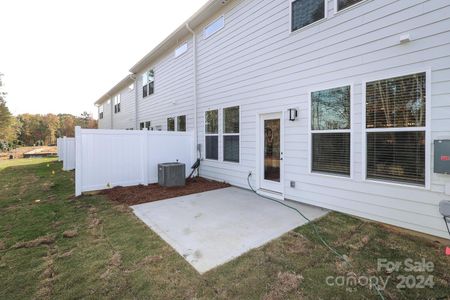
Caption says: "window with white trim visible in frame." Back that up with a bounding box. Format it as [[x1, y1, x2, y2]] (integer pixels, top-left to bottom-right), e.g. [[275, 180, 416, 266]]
[[365, 72, 426, 186], [142, 70, 154, 98], [113, 94, 121, 114], [175, 42, 188, 58], [167, 118, 175, 131], [177, 115, 186, 132], [336, 0, 364, 11], [99, 105, 104, 119], [205, 110, 219, 160], [204, 16, 224, 39], [291, 0, 325, 32], [223, 106, 240, 163], [311, 86, 351, 176]]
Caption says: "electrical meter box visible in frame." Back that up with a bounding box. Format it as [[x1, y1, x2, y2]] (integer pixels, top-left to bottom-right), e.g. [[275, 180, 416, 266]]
[[434, 140, 450, 174]]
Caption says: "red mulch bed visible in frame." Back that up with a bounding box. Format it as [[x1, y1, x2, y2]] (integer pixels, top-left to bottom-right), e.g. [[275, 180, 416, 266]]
[[100, 177, 230, 206]]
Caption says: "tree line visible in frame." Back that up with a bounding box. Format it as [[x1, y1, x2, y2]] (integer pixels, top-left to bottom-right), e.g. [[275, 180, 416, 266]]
[[0, 97, 97, 151]]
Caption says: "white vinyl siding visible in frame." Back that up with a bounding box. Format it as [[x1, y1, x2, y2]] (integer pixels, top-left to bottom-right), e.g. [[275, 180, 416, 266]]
[[195, 0, 450, 239], [136, 39, 195, 132], [111, 86, 136, 130]]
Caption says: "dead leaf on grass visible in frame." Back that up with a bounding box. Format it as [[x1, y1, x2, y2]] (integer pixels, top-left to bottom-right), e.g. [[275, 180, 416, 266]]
[[348, 235, 370, 250], [110, 252, 122, 267], [52, 221, 63, 229], [58, 250, 74, 258], [13, 236, 55, 249], [0, 240, 6, 250], [113, 204, 131, 213], [88, 218, 102, 229], [63, 230, 78, 238], [124, 255, 163, 273], [100, 252, 122, 279]]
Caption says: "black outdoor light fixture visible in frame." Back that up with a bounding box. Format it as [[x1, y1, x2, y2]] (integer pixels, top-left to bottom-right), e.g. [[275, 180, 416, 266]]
[[288, 108, 298, 121]]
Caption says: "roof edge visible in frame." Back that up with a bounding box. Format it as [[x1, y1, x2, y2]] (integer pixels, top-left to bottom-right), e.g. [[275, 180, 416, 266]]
[[129, 0, 227, 74]]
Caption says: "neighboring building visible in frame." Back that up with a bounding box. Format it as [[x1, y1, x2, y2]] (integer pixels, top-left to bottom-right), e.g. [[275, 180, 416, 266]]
[[95, 0, 450, 239]]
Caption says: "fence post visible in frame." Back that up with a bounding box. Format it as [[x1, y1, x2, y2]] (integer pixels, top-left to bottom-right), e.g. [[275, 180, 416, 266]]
[[75, 127, 82, 196], [141, 130, 149, 184], [63, 137, 67, 171]]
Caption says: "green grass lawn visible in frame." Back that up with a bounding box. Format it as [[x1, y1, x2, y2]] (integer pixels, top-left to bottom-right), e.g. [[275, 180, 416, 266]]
[[0, 158, 449, 299]]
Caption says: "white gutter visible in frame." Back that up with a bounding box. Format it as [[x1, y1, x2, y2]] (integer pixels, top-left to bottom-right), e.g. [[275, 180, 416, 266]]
[[186, 23, 199, 159]]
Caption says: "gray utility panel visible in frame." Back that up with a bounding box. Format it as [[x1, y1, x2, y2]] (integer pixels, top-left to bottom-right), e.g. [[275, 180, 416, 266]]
[[158, 162, 186, 187], [434, 140, 450, 174]]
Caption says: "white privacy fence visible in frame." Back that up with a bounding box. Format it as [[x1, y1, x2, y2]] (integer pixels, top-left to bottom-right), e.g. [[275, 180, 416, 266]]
[[57, 138, 63, 161], [57, 137, 76, 171], [62, 137, 76, 171], [75, 127, 195, 196]]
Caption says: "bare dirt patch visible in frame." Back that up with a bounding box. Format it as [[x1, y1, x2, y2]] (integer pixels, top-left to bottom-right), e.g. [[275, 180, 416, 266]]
[[13, 236, 55, 249], [63, 230, 78, 238], [263, 271, 304, 300], [100, 177, 230, 206]]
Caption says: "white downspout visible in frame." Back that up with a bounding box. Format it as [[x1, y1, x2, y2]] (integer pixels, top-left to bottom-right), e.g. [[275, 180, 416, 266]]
[[130, 74, 138, 130], [108, 94, 114, 129], [186, 23, 198, 159]]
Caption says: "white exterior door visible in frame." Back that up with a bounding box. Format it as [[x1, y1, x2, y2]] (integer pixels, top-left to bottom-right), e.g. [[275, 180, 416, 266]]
[[259, 112, 284, 194]]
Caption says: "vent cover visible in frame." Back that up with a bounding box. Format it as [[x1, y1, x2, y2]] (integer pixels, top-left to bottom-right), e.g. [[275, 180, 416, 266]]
[[158, 163, 186, 187]]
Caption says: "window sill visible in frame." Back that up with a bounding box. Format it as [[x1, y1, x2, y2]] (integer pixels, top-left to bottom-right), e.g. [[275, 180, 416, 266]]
[[290, 18, 327, 37], [142, 94, 155, 100], [203, 158, 219, 163], [363, 178, 428, 190], [222, 160, 240, 166], [310, 171, 352, 180]]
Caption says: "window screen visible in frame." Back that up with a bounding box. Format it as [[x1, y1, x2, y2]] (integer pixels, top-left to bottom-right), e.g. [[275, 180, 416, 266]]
[[291, 0, 325, 32], [337, 0, 364, 11], [367, 132, 425, 185], [205, 110, 219, 160], [366, 73, 426, 129], [311, 86, 351, 176], [223, 106, 240, 163], [206, 136, 218, 160], [177, 115, 186, 132], [312, 133, 350, 175], [167, 118, 175, 131], [223, 136, 239, 163]]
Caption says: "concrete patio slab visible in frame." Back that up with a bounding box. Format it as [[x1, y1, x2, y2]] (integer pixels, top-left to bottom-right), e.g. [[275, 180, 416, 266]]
[[132, 187, 328, 274]]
